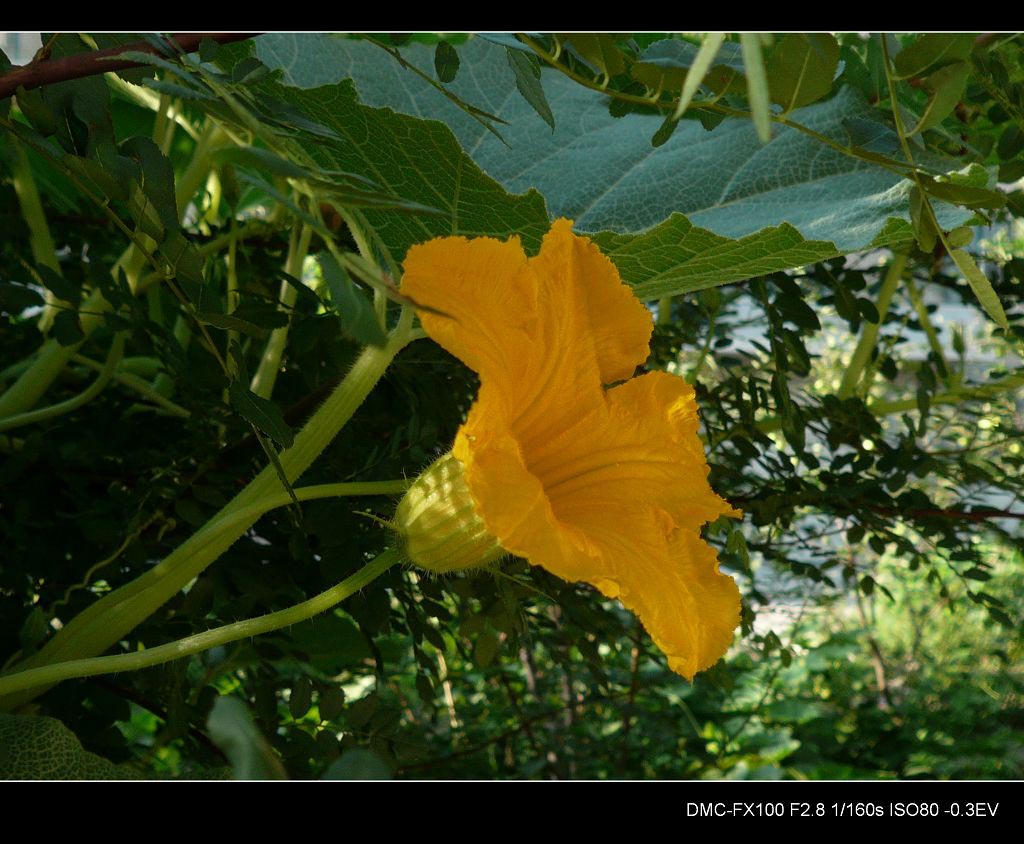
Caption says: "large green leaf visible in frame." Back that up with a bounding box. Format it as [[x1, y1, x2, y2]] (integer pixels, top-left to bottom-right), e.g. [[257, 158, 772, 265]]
[[0, 714, 141, 779], [216, 40, 550, 262], [252, 35, 974, 295]]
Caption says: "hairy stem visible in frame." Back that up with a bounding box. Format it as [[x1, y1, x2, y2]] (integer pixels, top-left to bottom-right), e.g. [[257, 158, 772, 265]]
[[0, 331, 125, 433], [837, 252, 908, 399], [9, 138, 62, 332], [71, 354, 190, 417], [0, 313, 416, 711], [250, 223, 312, 399], [906, 275, 950, 381], [0, 549, 401, 699], [0, 120, 230, 419]]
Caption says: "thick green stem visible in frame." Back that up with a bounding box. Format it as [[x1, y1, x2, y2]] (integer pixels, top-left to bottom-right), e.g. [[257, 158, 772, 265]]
[[336, 207, 388, 327], [2, 355, 161, 385], [250, 223, 312, 399], [719, 372, 1024, 446], [0, 548, 401, 699], [0, 316, 416, 711], [0, 122, 230, 420], [225, 226, 240, 363], [868, 373, 1024, 416], [837, 252, 908, 399], [71, 354, 190, 418], [9, 138, 63, 332], [687, 308, 718, 384], [0, 331, 125, 433], [175, 122, 228, 221], [906, 276, 950, 380]]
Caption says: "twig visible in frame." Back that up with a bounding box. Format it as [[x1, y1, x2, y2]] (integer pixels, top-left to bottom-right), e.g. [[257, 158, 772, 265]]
[[0, 33, 258, 100]]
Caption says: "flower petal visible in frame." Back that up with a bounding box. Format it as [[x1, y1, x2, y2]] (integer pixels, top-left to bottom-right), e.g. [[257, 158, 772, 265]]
[[401, 233, 538, 395], [531, 219, 652, 384], [611, 529, 741, 681], [524, 371, 738, 534], [401, 220, 652, 432], [403, 220, 739, 680], [454, 370, 739, 679]]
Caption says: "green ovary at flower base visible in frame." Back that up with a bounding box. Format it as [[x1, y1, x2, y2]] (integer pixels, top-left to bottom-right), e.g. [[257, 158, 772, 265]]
[[394, 452, 505, 574]]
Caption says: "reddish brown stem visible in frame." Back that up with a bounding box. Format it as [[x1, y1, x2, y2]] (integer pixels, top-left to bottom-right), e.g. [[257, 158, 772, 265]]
[[0, 33, 259, 100]]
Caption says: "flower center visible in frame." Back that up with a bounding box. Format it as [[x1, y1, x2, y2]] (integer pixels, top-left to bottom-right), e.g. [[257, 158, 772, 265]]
[[393, 452, 504, 574]]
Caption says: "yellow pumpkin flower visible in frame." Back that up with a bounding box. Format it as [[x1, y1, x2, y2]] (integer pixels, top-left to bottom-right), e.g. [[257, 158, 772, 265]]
[[395, 219, 740, 680]]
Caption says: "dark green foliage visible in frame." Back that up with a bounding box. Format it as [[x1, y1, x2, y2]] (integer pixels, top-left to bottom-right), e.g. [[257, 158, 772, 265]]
[[0, 32, 1021, 780]]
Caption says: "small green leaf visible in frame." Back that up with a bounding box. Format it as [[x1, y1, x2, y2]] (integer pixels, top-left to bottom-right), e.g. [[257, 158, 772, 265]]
[[832, 281, 861, 328], [952, 325, 966, 355], [892, 34, 974, 80], [113, 50, 195, 81], [121, 137, 179, 232], [949, 248, 1009, 329], [906, 62, 970, 135], [230, 56, 269, 85], [161, 232, 206, 286], [416, 674, 435, 701], [916, 386, 931, 428], [62, 154, 125, 201], [322, 748, 391, 780], [0, 49, 10, 119], [631, 38, 743, 96], [997, 124, 1024, 160], [775, 294, 820, 331], [198, 37, 220, 63], [289, 678, 313, 720], [506, 48, 555, 130], [207, 697, 287, 780], [917, 175, 1005, 210], [214, 146, 309, 179], [857, 298, 881, 324], [345, 692, 379, 729], [690, 110, 724, 134], [909, 185, 938, 253], [434, 41, 460, 83], [564, 34, 626, 77], [318, 253, 387, 347], [947, 226, 973, 248], [51, 310, 84, 347], [726, 528, 750, 569], [962, 567, 992, 581], [318, 686, 346, 721], [14, 86, 58, 135], [475, 629, 499, 668], [196, 312, 272, 337], [767, 34, 840, 111], [987, 607, 1013, 627], [142, 77, 216, 102], [227, 382, 295, 449], [651, 114, 679, 148]]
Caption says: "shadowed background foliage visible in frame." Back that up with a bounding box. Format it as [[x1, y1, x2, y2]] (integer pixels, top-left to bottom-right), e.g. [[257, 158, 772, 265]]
[[0, 32, 1021, 779]]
